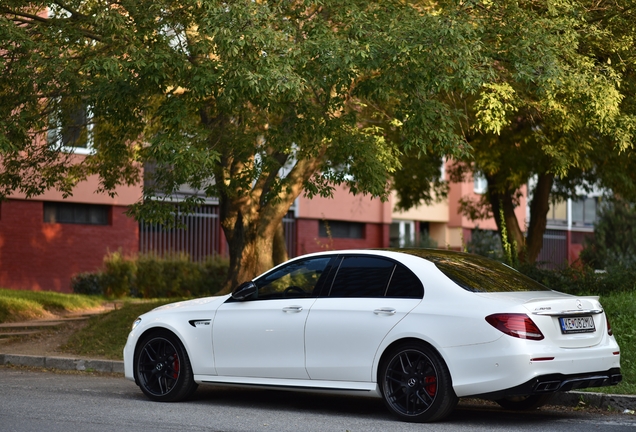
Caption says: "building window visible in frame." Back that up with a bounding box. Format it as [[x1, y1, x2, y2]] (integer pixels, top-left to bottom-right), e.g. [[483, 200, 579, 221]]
[[548, 201, 568, 224], [390, 220, 415, 247], [44, 202, 109, 225], [440, 157, 446, 181], [473, 173, 488, 194], [319, 220, 364, 239], [48, 98, 94, 155], [547, 200, 568, 225], [572, 197, 598, 226]]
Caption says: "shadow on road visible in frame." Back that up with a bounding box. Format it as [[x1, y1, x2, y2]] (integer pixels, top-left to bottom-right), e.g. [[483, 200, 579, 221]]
[[169, 385, 608, 426]]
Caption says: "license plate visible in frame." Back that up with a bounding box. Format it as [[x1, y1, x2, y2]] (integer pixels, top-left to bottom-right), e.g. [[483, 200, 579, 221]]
[[559, 316, 596, 334]]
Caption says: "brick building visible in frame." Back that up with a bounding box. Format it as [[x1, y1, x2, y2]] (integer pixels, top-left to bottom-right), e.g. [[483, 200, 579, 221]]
[[0, 175, 140, 292], [7, 159, 597, 293]]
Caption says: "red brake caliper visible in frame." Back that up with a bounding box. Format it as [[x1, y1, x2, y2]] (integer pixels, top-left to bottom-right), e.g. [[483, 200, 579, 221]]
[[425, 376, 437, 397], [173, 353, 180, 379]]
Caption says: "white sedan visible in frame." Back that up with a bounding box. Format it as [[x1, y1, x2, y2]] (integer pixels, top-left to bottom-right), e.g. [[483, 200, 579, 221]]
[[123, 249, 622, 422]]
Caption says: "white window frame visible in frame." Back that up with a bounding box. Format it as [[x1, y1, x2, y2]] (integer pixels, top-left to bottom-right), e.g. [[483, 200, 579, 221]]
[[47, 101, 95, 155], [391, 220, 415, 247], [473, 173, 488, 194]]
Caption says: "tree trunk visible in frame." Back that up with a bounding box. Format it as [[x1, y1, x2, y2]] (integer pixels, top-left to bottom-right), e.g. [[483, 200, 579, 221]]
[[525, 172, 554, 263], [485, 172, 555, 265], [272, 221, 289, 266], [486, 176, 526, 264], [219, 205, 286, 294], [211, 129, 327, 294]]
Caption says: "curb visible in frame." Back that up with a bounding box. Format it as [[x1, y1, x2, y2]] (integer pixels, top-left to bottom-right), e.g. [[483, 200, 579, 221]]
[[0, 353, 124, 374], [550, 390, 636, 412], [1, 353, 634, 412]]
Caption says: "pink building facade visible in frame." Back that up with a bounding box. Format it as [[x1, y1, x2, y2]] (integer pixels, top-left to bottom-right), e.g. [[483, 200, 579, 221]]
[[1, 161, 531, 293], [293, 184, 392, 255]]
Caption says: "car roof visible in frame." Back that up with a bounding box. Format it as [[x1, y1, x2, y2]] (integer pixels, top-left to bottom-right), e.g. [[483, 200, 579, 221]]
[[299, 248, 551, 293]]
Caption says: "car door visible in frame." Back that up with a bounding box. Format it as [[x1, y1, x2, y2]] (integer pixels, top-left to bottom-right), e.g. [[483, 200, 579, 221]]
[[305, 255, 423, 382], [212, 255, 333, 379]]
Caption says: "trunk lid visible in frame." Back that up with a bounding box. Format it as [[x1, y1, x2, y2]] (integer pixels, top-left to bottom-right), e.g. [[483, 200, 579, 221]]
[[522, 296, 606, 348]]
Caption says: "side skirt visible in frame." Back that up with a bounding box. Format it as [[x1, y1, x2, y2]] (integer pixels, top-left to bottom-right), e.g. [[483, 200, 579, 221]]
[[194, 375, 381, 398]]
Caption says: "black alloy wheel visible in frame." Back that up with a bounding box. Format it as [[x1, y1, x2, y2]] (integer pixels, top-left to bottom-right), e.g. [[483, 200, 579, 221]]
[[135, 330, 197, 402], [380, 342, 457, 422]]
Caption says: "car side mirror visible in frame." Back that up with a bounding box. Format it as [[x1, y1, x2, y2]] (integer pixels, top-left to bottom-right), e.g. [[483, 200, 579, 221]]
[[231, 281, 257, 301]]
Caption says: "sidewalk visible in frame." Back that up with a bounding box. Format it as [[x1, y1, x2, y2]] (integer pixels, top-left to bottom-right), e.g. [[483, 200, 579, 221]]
[[1, 351, 634, 412]]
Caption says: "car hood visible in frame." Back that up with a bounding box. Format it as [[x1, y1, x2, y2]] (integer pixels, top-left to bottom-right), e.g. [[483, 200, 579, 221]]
[[147, 294, 231, 315]]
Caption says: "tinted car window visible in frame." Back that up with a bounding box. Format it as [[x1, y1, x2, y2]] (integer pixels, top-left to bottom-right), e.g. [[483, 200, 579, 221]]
[[255, 256, 332, 299], [328, 256, 394, 298], [386, 264, 423, 298], [399, 249, 551, 293]]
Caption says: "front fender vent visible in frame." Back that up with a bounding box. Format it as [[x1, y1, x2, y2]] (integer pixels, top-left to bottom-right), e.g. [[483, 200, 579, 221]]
[[188, 319, 211, 328]]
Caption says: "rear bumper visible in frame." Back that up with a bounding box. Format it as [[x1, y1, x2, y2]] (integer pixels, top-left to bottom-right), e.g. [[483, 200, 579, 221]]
[[471, 368, 622, 400], [444, 328, 621, 398]]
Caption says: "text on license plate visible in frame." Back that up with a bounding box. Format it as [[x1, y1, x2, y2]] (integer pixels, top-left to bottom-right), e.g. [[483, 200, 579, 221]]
[[559, 316, 595, 334]]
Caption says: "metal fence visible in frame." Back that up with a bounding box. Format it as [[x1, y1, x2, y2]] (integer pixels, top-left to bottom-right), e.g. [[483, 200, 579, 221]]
[[140, 206, 298, 261], [139, 205, 221, 262], [537, 229, 568, 269]]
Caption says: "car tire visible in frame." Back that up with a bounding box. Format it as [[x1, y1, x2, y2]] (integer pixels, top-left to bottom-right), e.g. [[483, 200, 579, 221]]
[[495, 394, 553, 410], [379, 342, 457, 422], [134, 330, 198, 402]]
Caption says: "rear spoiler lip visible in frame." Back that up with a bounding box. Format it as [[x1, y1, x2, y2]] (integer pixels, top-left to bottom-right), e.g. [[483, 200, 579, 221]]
[[532, 308, 603, 316]]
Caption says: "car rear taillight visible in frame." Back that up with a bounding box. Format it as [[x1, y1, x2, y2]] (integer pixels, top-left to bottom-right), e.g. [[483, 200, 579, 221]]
[[486, 313, 544, 341], [606, 315, 613, 336]]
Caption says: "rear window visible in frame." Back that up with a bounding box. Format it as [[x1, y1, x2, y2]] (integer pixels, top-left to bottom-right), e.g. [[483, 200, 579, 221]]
[[327, 255, 424, 298], [329, 256, 394, 297], [399, 249, 551, 293]]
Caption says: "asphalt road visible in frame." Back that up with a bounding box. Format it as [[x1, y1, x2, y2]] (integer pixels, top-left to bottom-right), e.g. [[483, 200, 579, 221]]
[[1, 366, 635, 432]]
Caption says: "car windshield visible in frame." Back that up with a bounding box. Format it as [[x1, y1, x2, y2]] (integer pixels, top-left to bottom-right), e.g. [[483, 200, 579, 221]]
[[398, 249, 551, 293]]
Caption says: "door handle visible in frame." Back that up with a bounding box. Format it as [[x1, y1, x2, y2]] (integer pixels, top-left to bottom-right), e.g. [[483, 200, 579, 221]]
[[282, 306, 303, 313], [373, 308, 396, 315]]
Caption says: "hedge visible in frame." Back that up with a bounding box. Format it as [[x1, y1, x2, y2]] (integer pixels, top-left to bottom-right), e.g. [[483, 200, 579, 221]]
[[71, 252, 229, 298]]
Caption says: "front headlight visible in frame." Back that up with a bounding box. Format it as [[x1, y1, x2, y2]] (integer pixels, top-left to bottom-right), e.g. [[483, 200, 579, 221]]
[[132, 317, 142, 331]]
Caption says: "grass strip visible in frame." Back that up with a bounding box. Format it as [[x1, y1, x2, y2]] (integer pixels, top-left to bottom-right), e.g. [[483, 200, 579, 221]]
[[0, 296, 49, 323], [0, 288, 103, 313], [0, 288, 103, 323], [61, 300, 176, 360], [594, 291, 636, 395]]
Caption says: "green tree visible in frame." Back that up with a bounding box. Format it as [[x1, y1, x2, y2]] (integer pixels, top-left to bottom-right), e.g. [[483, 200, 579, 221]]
[[466, 227, 503, 262], [580, 199, 636, 268], [1, 1, 486, 288], [439, 0, 636, 264]]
